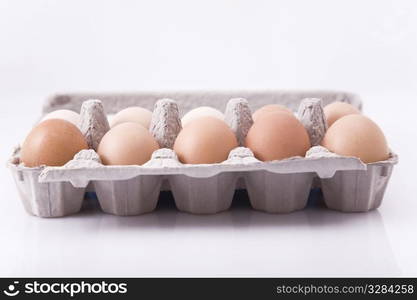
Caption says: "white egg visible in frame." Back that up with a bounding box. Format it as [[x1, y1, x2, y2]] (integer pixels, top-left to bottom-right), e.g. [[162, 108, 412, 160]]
[[110, 107, 153, 128], [41, 109, 81, 127], [107, 114, 115, 125], [181, 106, 224, 127]]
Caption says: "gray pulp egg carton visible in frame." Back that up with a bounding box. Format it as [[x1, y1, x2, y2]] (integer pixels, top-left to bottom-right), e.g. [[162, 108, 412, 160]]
[[7, 90, 398, 217]]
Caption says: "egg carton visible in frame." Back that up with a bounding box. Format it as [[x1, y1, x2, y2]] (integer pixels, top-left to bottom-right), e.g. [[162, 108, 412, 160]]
[[7, 90, 398, 217]]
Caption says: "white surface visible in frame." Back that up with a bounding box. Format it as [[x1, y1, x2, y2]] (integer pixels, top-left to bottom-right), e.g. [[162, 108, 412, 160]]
[[1, 0, 417, 277]]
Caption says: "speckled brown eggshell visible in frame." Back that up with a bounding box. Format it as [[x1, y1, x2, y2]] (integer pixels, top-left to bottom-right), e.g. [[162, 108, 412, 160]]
[[21, 119, 88, 167]]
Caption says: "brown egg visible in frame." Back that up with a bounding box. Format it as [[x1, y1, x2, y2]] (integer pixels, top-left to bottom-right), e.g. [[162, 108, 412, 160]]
[[321, 114, 389, 163], [245, 112, 310, 161], [173, 117, 238, 164], [252, 104, 292, 122], [98, 122, 159, 165], [323, 101, 360, 127], [21, 119, 88, 167], [110, 106, 153, 129]]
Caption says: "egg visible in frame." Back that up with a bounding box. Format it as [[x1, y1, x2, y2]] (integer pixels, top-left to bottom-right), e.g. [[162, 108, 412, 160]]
[[107, 114, 115, 125], [21, 119, 88, 167], [181, 106, 224, 127], [110, 107, 153, 129], [97, 122, 159, 165], [174, 116, 238, 164], [40, 109, 81, 127], [252, 104, 292, 122], [245, 112, 310, 161], [323, 101, 360, 127], [321, 114, 389, 163]]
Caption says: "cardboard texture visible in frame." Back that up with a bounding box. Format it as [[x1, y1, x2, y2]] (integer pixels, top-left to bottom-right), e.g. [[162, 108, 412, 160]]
[[7, 91, 397, 217]]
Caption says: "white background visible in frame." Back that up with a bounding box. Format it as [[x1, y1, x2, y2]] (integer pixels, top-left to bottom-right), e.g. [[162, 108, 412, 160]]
[[0, 0, 416, 276]]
